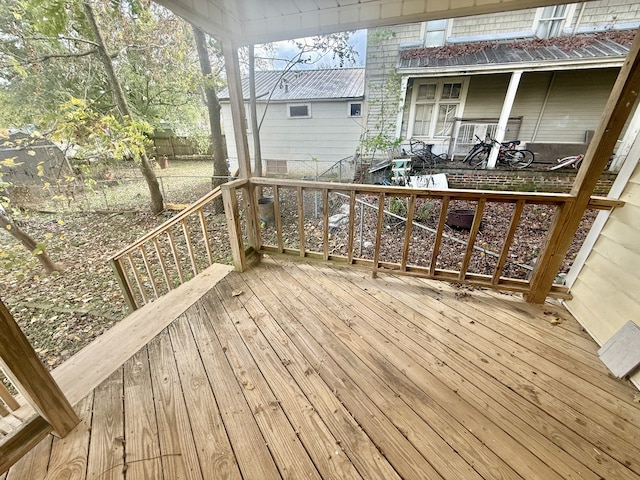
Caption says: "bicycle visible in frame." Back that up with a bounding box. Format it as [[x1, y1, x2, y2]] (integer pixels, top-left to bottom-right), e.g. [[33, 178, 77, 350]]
[[548, 154, 583, 170], [409, 138, 448, 170], [464, 135, 534, 169]]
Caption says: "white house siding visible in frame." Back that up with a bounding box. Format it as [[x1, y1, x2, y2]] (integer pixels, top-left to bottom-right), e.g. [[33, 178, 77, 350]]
[[364, 24, 421, 145], [400, 70, 615, 144], [222, 100, 364, 176], [531, 69, 617, 142], [578, 0, 640, 29], [566, 160, 640, 387], [449, 10, 536, 37]]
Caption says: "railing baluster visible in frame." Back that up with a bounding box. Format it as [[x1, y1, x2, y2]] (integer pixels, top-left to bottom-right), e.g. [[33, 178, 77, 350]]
[[109, 258, 138, 311], [372, 192, 385, 278], [492, 199, 525, 285], [181, 219, 198, 277], [152, 237, 172, 291], [126, 253, 148, 305], [0, 380, 19, 411], [458, 198, 486, 281], [430, 196, 450, 276], [139, 245, 159, 299], [166, 229, 185, 284], [401, 195, 417, 271], [323, 189, 329, 261], [347, 191, 356, 264], [297, 186, 306, 257], [198, 208, 214, 266], [274, 185, 284, 253]]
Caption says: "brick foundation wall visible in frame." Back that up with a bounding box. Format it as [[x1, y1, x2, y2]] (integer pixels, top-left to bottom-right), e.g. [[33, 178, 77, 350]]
[[439, 167, 616, 195]]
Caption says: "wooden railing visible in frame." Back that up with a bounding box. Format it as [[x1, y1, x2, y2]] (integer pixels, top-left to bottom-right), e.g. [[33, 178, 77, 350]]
[[109, 185, 232, 311], [223, 178, 622, 299], [0, 299, 79, 473]]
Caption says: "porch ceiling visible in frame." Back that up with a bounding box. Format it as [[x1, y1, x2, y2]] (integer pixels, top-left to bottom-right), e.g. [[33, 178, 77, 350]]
[[153, 0, 574, 45]]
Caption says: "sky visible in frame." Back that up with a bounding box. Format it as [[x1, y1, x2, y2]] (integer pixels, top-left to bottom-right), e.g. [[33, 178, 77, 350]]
[[265, 30, 367, 70]]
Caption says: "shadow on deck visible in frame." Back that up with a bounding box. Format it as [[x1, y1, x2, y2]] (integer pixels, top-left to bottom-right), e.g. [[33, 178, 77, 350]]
[[4, 257, 640, 480]]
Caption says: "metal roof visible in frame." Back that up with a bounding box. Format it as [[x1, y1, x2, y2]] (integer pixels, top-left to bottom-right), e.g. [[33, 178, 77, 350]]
[[218, 68, 365, 101], [398, 32, 633, 71]]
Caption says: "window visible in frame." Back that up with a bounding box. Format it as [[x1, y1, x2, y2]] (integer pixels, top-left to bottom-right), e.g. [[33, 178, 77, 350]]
[[288, 104, 311, 118], [409, 79, 466, 139], [266, 159, 287, 174], [422, 19, 448, 47], [534, 5, 575, 38], [349, 102, 362, 117]]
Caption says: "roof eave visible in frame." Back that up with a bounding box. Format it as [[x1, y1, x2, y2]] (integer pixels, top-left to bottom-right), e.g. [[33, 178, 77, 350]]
[[397, 57, 626, 76]]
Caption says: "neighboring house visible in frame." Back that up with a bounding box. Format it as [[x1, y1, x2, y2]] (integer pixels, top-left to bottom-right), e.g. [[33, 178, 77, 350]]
[[219, 68, 365, 178], [365, 0, 639, 161]]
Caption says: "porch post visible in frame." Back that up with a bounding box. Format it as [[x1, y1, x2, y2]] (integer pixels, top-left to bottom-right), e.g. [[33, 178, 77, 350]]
[[221, 39, 259, 250], [222, 40, 252, 179], [526, 27, 640, 303], [487, 70, 522, 168], [0, 299, 80, 436]]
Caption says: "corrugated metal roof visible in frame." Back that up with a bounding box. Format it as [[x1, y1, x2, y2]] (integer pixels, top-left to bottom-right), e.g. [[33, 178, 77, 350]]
[[218, 68, 365, 101], [398, 32, 633, 70]]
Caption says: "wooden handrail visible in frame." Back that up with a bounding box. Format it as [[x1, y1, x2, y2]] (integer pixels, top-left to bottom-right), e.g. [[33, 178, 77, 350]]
[[111, 185, 224, 259], [109, 182, 249, 311], [242, 177, 624, 299]]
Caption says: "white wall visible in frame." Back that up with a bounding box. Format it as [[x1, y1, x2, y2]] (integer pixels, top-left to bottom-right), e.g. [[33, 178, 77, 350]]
[[222, 100, 364, 176], [566, 157, 640, 388]]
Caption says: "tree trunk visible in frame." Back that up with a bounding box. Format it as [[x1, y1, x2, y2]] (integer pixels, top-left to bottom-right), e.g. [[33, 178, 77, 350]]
[[83, 1, 163, 214], [193, 26, 229, 214], [0, 212, 62, 274]]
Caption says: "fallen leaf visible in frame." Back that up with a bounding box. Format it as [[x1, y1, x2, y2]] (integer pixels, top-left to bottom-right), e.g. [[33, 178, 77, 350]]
[[231, 289, 243, 297], [550, 317, 564, 325]]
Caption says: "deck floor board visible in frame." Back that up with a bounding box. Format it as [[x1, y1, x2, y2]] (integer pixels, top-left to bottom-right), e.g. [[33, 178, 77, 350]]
[[6, 258, 640, 480]]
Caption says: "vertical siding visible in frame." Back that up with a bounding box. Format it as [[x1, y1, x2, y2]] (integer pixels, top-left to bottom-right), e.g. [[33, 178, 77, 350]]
[[533, 69, 617, 142], [566, 160, 640, 387], [222, 101, 364, 174], [455, 70, 617, 143]]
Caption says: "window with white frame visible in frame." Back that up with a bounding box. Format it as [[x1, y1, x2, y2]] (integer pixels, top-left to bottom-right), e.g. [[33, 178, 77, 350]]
[[534, 5, 575, 38], [422, 19, 448, 47], [348, 102, 362, 117], [409, 79, 466, 139], [288, 103, 311, 118]]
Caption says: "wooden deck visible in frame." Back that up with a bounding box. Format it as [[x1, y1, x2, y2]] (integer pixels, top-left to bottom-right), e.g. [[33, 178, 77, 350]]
[[4, 256, 640, 480]]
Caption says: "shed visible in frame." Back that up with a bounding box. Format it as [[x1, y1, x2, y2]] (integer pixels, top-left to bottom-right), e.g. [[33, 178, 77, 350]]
[[0, 132, 70, 184]]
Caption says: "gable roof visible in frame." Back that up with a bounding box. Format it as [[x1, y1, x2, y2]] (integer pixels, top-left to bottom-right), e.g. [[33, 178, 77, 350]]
[[218, 68, 365, 102], [398, 31, 634, 72]]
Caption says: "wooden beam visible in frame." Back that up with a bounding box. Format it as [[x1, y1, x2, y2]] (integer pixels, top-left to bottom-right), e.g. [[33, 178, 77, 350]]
[[0, 300, 79, 437], [526, 27, 640, 303], [221, 40, 252, 179], [222, 184, 246, 272]]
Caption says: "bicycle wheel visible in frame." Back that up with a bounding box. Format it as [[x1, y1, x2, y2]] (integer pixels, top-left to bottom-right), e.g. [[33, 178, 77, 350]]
[[506, 149, 534, 168], [467, 147, 489, 169]]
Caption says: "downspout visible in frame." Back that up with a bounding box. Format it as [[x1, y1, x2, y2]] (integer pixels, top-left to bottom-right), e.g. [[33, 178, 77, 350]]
[[532, 72, 556, 142]]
